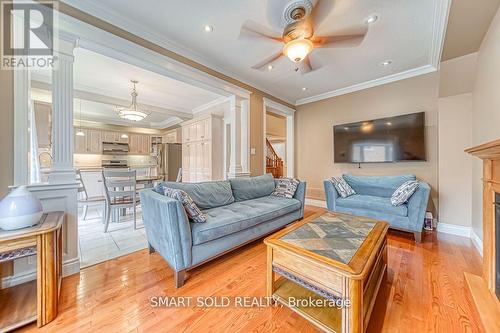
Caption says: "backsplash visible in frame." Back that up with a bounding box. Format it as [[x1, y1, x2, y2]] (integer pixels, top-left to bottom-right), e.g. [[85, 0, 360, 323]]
[[74, 154, 157, 167]]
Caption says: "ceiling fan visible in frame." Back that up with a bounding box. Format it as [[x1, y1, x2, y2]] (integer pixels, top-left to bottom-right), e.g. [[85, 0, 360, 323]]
[[240, 1, 368, 74]]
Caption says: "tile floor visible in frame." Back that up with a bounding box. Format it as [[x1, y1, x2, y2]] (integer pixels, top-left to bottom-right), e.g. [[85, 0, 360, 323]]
[[78, 206, 148, 268]]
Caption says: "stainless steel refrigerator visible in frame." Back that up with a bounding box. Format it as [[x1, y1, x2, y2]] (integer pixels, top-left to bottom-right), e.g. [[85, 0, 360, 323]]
[[158, 143, 182, 181]]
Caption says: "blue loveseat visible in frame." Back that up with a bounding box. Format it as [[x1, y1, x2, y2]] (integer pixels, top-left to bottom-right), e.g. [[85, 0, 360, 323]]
[[140, 174, 306, 287], [324, 174, 430, 242]]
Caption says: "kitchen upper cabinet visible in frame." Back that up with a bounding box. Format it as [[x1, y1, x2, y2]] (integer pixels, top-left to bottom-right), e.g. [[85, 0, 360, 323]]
[[163, 128, 181, 143], [129, 134, 151, 155], [181, 115, 222, 182], [74, 128, 102, 154], [102, 131, 129, 143], [182, 117, 211, 143]]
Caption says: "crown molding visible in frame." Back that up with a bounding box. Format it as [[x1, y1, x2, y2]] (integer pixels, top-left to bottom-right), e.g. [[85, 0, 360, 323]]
[[192, 96, 231, 115], [429, 0, 452, 69], [295, 65, 437, 106]]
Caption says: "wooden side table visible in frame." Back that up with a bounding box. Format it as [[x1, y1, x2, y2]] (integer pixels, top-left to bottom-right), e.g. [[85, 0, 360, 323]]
[[265, 211, 388, 333], [0, 211, 64, 331]]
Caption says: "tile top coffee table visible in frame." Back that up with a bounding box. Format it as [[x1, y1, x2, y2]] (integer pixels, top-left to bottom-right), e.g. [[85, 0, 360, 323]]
[[264, 211, 388, 333]]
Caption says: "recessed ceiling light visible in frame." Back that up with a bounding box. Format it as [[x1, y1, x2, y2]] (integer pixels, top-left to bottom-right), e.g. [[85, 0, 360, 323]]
[[386, 122, 392, 126], [203, 25, 214, 32], [267, 65, 273, 70], [302, 87, 307, 91], [365, 15, 378, 24], [380, 60, 392, 66]]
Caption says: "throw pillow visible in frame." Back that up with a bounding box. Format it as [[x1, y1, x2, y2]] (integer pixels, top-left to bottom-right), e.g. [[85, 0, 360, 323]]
[[271, 178, 300, 198], [331, 176, 356, 198], [164, 187, 207, 223], [391, 180, 419, 206]]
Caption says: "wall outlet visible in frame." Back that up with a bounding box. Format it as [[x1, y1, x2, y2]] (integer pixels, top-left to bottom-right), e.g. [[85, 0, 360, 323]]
[[250, 148, 256, 155]]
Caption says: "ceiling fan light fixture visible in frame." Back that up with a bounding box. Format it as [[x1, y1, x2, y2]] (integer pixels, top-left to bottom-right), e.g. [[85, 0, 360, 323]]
[[283, 38, 313, 63]]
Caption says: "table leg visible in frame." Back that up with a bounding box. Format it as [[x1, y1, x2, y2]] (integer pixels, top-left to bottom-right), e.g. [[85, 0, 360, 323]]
[[266, 247, 275, 298], [346, 279, 363, 333], [37, 232, 58, 327]]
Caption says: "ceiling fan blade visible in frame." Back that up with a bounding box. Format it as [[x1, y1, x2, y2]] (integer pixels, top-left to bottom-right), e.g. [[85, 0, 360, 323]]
[[308, 0, 335, 30], [312, 31, 367, 48], [240, 20, 283, 43], [251, 51, 283, 70], [298, 56, 313, 74]]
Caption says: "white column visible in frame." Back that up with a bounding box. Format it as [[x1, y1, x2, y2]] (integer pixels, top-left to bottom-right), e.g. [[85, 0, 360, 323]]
[[227, 96, 250, 178], [48, 38, 76, 184]]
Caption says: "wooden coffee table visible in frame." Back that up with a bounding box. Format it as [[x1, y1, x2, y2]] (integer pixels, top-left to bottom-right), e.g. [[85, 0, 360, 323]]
[[264, 211, 388, 333]]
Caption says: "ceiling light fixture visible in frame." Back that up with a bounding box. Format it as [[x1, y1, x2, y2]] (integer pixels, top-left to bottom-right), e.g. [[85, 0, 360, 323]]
[[76, 99, 85, 136], [121, 133, 129, 139], [267, 65, 273, 70], [115, 80, 150, 122], [380, 60, 392, 66], [302, 87, 307, 91], [283, 38, 313, 63], [365, 15, 378, 24], [204, 25, 214, 32]]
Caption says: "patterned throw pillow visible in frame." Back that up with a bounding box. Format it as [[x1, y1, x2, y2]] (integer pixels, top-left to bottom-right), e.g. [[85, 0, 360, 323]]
[[331, 176, 356, 198], [271, 178, 300, 198], [164, 187, 207, 223], [391, 180, 419, 206]]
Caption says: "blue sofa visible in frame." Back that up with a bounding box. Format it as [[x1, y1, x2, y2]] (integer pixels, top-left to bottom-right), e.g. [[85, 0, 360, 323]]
[[140, 174, 306, 287], [324, 174, 430, 242]]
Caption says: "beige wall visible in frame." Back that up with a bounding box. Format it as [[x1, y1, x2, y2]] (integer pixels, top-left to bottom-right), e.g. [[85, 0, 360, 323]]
[[471, 7, 500, 239], [438, 93, 473, 227], [295, 73, 439, 214], [266, 112, 287, 138]]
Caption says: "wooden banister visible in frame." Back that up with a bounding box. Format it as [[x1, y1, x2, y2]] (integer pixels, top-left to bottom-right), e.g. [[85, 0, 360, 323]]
[[266, 139, 284, 178]]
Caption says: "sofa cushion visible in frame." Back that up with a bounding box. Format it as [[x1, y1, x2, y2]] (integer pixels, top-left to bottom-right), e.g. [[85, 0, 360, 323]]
[[191, 196, 301, 245], [391, 180, 420, 206], [229, 174, 275, 202], [271, 178, 300, 198], [343, 174, 416, 198], [336, 194, 408, 217], [155, 181, 234, 210]]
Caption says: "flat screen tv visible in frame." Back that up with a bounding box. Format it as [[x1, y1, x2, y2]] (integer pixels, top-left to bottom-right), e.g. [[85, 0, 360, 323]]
[[333, 112, 426, 163]]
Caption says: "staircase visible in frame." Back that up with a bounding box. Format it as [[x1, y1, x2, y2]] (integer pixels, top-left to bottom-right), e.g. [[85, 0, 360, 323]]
[[266, 139, 284, 178]]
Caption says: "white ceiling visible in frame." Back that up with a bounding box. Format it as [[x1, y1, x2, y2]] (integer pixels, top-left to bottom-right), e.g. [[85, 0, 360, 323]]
[[32, 48, 224, 128], [63, 0, 450, 105]]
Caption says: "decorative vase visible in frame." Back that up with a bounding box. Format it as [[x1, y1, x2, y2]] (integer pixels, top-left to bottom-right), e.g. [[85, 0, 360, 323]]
[[0, 186, 43, 231]]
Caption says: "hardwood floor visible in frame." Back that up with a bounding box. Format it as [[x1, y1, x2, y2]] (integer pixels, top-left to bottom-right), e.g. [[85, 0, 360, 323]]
[[18, 206, 484, 332]]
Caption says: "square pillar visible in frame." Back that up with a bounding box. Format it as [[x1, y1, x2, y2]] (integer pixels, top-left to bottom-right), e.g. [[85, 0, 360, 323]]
[[227, 96, 250, 178]]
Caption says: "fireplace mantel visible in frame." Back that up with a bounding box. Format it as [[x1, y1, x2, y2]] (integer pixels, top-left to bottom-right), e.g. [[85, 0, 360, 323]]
[[465, 139, 500, 332]]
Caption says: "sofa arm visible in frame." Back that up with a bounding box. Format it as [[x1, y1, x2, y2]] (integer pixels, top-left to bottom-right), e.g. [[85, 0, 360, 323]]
[[140, 189, 192, 271], [407, 182, 431, 232], [323, 179, 339, 211], [293, 181, 307, 219]]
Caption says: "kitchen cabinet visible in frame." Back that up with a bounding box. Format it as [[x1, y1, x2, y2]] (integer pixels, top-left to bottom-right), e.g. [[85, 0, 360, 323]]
[[102, 131, 129, 143], [129, 134, 151, 155], [74, 128, 102, 154], [181, 115, 222, 182], [163, 128, 181, 143]]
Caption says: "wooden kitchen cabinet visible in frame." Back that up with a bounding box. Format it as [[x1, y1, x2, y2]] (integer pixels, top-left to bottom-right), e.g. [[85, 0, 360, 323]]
[[103, 131, 129, 143], [74, 128, 102, 154], [129, 134, 151, 155], [181, 115, 222, 182]]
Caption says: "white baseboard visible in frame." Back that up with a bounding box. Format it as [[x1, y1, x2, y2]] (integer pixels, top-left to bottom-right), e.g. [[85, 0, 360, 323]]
[[305, 198, 327, 208], [62, 257, 81, 277], [1, 257, 80, 289], [436, 222, 471, 238], [470, 230, 483, 257]]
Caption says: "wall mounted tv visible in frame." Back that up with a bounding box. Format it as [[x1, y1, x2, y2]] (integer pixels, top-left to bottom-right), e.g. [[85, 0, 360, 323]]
[[333, 112, 426, 163]]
